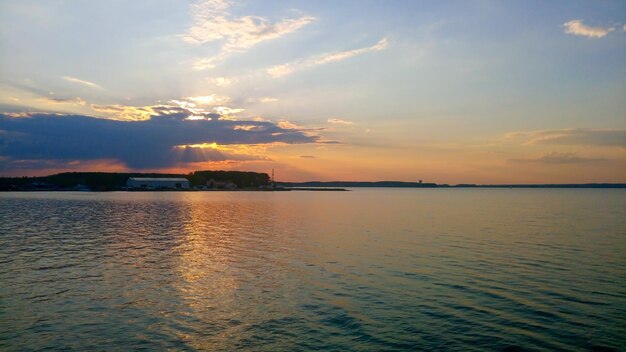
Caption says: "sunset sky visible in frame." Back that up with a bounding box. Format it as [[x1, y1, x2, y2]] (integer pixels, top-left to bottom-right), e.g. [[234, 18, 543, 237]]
[[1, 0, 625, 183]]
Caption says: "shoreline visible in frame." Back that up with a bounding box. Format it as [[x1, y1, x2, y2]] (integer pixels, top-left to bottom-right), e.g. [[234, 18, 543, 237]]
[[3, 184, 625, 193], [0, 188, 350, 192]]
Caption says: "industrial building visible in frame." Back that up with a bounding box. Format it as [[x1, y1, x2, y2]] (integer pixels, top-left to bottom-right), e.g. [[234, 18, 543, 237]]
[[126, 177, 190, 189]]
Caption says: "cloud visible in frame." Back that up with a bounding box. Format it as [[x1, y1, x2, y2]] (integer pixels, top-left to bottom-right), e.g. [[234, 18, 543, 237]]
[[186, 95, 229, 105], [248, 97, 279, 103], [509, 152, 607, 164], [214, 106, 245, 115], [503, 128, 626, 148], [91, 104, 157, 121], [209, 77, 232, 86], [327, 118, 354, 125], [62, 76, 103, 89], [89, 95, 240, 121], [299, 155, 315, 159], [173, 95, 231, 112], [277, 120, 300, 129], [0, 109, 318, 170], [39, 96, 87, 106], [267, 37, 388, 78], [563, 19, 614, 38], [184, 0, 314, 69]]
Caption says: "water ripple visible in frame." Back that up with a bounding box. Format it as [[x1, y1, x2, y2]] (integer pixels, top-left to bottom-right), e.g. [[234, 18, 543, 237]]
[[1, 190, 625, 351]]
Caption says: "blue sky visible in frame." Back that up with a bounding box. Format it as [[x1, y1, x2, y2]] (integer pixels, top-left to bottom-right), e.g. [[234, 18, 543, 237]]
[[1, 0, 625, 182]]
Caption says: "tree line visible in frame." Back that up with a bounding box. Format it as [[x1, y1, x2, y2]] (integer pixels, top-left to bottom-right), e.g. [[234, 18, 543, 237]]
[[0, 170, 271, 191]]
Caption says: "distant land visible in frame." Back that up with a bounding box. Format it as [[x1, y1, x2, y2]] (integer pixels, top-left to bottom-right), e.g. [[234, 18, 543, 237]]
[[1, 171, 625, 191], [0, 171, 270, 191], [278, 181, 626, 188]]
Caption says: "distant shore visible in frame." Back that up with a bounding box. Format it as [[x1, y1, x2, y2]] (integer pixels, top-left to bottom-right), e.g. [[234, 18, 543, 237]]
[[2, 184, 625, 192], [0, 187, 350, 192], [1, 171, 624, 191], [279, 182, 626, 189]]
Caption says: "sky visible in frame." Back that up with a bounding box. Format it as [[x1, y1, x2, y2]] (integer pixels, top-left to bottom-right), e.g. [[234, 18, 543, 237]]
[[0, 0, 625, 183]]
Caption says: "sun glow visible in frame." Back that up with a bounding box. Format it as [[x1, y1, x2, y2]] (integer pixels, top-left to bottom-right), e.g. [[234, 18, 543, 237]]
[[174, 141, 287, 155], [175, 142, 226, 150]]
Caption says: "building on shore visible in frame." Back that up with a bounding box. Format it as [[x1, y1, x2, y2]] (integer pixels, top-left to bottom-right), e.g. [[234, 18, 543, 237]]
[[126, 177, 190, 189], [206, 178, 237, 190]]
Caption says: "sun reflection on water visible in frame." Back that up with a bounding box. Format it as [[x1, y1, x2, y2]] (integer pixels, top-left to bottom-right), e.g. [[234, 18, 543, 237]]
[[170, 194, 299, 350]]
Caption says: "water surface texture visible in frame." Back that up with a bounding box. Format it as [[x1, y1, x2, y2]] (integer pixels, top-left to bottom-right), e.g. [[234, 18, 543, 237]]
[[1, 189, 625, 351]]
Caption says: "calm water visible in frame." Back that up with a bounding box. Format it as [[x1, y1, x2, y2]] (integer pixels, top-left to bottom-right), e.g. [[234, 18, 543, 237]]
[[0, 189, 625, 351]]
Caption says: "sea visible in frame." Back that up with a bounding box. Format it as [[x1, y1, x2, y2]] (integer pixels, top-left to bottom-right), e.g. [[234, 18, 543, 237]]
[[0, 189, 624, 351]]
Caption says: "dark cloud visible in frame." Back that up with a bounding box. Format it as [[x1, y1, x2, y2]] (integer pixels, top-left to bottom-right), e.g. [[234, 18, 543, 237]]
[[316, 140, 343, 144], [0, 110, 317, 170], [509, 152, 608, 164], [299, 155, 316, 158]]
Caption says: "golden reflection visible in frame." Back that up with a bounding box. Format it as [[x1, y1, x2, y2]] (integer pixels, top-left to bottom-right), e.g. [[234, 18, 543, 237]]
[[173, 198, 241, 350], [171, 194, 290, 350], [176, 201, 238, 293]]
